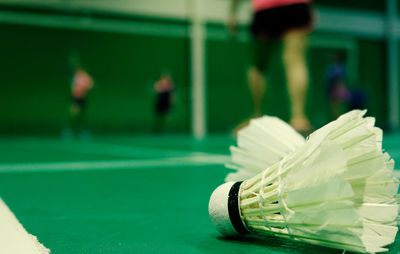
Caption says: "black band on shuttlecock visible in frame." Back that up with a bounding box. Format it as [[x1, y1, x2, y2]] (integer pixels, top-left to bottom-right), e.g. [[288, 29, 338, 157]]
[[228, 181, 250, 235]]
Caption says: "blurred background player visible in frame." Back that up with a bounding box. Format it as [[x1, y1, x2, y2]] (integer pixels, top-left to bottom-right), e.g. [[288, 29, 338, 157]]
[[325, 52, 351, 119], [153, 73, 175, 133], [228, 0, 314, 135], [325, 52, 367, 120], [64, 51, 94, 139]]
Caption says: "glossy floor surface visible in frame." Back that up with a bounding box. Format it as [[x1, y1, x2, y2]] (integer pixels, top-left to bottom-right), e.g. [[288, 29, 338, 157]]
[[0, 134, 399, 254]]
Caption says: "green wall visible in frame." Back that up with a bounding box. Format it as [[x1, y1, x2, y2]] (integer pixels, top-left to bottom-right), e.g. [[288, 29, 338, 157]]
[[0, 24, 190, 134], [0, 11, 390, 135], [316, 0, 385, 12], [358, 40, 388, 128]]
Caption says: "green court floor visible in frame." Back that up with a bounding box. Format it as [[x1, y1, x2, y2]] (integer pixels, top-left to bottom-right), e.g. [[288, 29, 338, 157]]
[[0, 135, 400, 254]]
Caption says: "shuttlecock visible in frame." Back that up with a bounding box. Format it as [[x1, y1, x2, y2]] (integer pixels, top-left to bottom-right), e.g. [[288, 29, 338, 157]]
[[209, 110, 399, 253], [226, 116, 305, 182]]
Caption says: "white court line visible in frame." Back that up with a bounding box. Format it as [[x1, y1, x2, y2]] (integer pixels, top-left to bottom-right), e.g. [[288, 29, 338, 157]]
[[0, 199, 49, 254], [0, 155, 230, 173], [12, 137, 227, 159]]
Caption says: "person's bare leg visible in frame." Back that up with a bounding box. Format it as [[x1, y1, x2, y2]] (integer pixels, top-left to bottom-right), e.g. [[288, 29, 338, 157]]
[[282, 31, 311, 134], [232, 66, 266, 136], [248, 66, 266, 118]]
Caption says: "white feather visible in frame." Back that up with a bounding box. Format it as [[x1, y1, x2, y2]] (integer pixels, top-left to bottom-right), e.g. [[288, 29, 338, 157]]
[[226, 116, 305, 182]]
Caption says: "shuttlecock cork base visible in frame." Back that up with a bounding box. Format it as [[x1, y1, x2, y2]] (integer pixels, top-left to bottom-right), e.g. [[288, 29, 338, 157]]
[[209, 181, 250, 236]]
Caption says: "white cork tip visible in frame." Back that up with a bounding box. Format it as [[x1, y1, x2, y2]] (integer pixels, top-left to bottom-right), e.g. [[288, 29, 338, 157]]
[[208, 181, 239, 236]]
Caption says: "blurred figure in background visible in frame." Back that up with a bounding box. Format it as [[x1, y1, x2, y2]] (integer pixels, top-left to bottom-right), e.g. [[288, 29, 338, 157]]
[[153, 73, 175, 133], [228, 0, 314, 135], [325, 52, 367, 120], [325, 53, 351, 119], [63, 51, 94, 139]]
